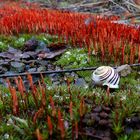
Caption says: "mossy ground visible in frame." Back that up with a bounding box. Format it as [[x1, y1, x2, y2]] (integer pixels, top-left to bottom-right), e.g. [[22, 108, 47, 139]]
[[0, 34, 139, 140]]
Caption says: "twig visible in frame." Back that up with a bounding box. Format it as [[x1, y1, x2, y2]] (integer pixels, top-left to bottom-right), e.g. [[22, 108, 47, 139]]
[[0, 63, 139, 78], [77, 1, 109, 8], [108, 0, 130, 12], [76, 131, 102, 140], [125, 1, 140, 10], [64, 0, 109, 11]]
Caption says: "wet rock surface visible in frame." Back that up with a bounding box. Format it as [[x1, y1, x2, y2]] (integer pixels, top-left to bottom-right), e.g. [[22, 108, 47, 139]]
[[117, 64, 132, 77], [0, 38, 68, 86]]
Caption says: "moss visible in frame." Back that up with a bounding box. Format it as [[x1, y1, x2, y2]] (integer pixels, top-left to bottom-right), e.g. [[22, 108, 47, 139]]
[[118, 131, 140, 140], [119, 71, 140, 93], [0, 33, 139, 139], [0, 34, 60, 52], [55, 48, 103, 81], [0, 80, 140, 139]]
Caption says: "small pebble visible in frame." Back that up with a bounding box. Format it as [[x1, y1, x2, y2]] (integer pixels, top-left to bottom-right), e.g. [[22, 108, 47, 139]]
[[91, 113, 100, 122], [99, 119, 109, 126], [99, 112, 109, 118], [102, 137, 111, 140], [124, 127, 133, 134], [102, 106, 111, 113], [94, 106, 102, 112]]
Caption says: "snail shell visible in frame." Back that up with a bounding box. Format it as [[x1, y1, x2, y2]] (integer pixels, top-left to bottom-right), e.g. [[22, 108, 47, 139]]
[[92, 66, 120, 88]]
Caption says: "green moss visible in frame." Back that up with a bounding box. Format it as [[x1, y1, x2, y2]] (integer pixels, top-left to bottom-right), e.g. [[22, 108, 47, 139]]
[[120, 71, 140, 93], [0, 34, 60, 52], [118, 131, 140, 140], [55, 48, 102, 81], [0, 81, 140, 139], [56, 48, 98, 67], [0, 33, 139, 139]]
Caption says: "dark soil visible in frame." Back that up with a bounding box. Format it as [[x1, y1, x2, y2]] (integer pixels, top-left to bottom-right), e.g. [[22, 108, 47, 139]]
[[77, 99, 140, 140]]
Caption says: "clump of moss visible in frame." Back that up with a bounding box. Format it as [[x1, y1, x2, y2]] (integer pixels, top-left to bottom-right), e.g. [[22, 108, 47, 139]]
[[0, 77, 140, 140], [119, 71, 140, 93], [0, 34, 59, 52], [55, 48, 102, 81]]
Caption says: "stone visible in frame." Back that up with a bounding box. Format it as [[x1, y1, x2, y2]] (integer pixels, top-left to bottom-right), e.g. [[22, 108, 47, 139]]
[[4, 71, 16, 76], [15, 52, 30, 59], [38, 60, 48, 66], [0, 52, 14, 59], [28, 68, 37, 72], [84, 113, 91, 119], [94, 106, 102, 112], [23, 37, 39, 51], [10, 62, 25, 72], [37, 48, 67, 59], [24, 51, 38, 58], [99, 119, 109, 126], [74, 78, 87, 87], [0, 67, 7, 74], [35, 41, 50, 53], [91, 113, 100, 122], [124, 127, 133, 134], [8, 47, 21, 54], [116, 64, 132, 77], [102, 137, 111, 140], [37, 66, 46, 72], [102, 106, 111, 113], [99, 112, 109, 118]]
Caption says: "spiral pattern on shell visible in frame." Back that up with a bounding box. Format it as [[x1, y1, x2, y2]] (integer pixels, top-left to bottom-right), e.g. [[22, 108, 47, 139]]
[[92, 66, 120, 88]]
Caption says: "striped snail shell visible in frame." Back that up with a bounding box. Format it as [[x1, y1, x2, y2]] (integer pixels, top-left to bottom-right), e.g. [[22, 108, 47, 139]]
[[92, 66, 120, 89]]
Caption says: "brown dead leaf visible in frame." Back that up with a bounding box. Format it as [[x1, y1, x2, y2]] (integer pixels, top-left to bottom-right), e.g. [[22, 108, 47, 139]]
[[38, 42, 68, 59]]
